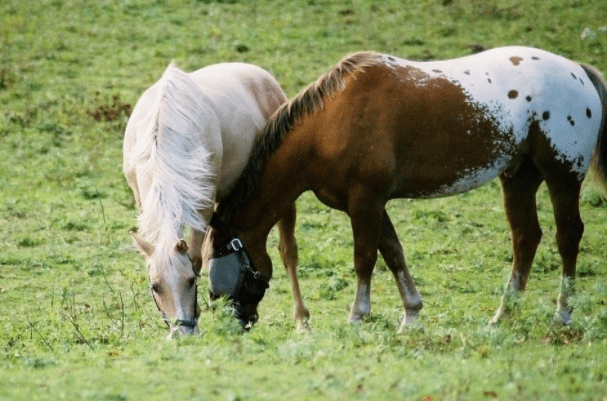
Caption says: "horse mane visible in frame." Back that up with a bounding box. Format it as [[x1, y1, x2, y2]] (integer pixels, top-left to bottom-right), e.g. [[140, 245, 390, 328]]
[[129, 63, 215, 251], [218, 51, 382, 222]]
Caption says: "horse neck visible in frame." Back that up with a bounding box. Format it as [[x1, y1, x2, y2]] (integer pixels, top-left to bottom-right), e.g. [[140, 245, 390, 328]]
[[133, 66, 217, 248], [232, 127, 311, 247]]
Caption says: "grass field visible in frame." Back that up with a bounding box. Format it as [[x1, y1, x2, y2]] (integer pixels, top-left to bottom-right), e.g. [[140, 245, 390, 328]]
[[2, 0, 607, 399]]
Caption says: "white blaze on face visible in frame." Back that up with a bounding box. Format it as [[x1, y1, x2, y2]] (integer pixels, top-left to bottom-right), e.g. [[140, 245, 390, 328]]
[[149, 249, 199, 335]]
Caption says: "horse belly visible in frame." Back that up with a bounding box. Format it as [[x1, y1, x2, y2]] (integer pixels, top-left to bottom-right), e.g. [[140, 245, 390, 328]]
[[381, 69, 519, 198], [395, 150, 512, 199]]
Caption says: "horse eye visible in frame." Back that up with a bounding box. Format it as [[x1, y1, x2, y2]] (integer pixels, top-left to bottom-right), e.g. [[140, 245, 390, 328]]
[[151, 283, 162, 294], [188, 277, 197, 288]]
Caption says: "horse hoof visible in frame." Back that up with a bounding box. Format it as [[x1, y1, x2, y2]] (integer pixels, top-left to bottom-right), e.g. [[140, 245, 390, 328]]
[[488, 304, 510, 326], [398, 316, 424, 334], [296, 319, 311, 334], [347, 307, 368, 323], [488, 315, 501, 327], [554, 309, 572, 326]]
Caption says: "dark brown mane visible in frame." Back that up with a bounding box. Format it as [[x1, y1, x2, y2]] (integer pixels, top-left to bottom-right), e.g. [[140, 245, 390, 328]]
[[218, 51, 382, 222]]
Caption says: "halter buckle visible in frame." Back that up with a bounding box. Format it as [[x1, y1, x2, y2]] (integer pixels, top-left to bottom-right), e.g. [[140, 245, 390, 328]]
[[229, 238, 243, 251]]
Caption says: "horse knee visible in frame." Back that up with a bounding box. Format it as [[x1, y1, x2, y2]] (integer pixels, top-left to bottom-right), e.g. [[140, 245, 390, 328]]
[[355, 250, 377, 278], [513, 223, 542, 248], [556, 220, 583, 252]]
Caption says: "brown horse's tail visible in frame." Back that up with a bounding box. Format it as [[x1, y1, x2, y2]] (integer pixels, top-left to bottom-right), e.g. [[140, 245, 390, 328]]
[[582, 64, 607, 187]]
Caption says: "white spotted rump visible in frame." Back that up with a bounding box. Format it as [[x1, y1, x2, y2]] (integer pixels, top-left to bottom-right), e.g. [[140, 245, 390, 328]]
[[380, 46, 602, 195]]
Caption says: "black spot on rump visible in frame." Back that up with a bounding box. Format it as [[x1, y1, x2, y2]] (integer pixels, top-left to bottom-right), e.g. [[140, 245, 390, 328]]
[[526, 96, 532, 102], [542, 111, 550, 120], [531, 56, 540, 60], [464, 70, 471, 75], [432, 69, 442, 73], [487, 78, 492, 83], [508, 90, 519, 99], [571, 72, 577, 79], [587, 108, 592, 118], [388, 56, 395, 62]]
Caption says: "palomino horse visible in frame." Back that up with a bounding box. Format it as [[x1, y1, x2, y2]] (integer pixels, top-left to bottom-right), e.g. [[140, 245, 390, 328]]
[[210, 47, 607, 332], [123, 62, 302, 337]]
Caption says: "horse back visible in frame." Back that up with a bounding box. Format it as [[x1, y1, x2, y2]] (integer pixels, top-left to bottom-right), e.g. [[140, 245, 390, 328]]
[[189, 63, 287, 199], [306, 47, 603, 201]]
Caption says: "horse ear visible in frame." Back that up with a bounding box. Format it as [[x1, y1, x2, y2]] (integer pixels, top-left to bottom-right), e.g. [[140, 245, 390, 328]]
[[131, 233, 154, 257], [175, 239, 188, 254]]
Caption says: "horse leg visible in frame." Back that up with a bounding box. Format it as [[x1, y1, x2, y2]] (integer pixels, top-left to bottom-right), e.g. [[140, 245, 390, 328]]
[[188, 208, 214, 274], [187, 228, 205, 274], [277, 202, 309, 332], [490, 161, 544, 325], [377, 210, 423, 332], [544, 175, 584, 325], [347, 193, 385, 322]]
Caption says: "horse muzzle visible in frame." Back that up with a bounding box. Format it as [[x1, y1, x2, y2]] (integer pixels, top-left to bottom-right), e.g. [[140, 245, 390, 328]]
[[208, 237, 269, 327]]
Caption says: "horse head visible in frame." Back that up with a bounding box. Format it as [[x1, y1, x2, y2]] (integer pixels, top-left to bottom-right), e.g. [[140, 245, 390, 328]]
[[205, 215, 269, 329], [132, 233, 201, 338]]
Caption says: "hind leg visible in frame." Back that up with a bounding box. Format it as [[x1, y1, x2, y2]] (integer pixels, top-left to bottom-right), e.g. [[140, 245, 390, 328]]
[[278, 202, 309, 332], [377, 210, 423, 332], [544, 174, 584, 325], [490, 160, 544, 325]]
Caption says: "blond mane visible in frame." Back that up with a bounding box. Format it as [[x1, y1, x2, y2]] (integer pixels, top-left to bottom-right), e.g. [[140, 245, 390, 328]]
[[129, 63, 215, 259]]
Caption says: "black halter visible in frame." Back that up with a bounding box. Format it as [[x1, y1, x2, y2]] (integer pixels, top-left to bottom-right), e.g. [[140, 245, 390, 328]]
[[208, 213, 269, 315]]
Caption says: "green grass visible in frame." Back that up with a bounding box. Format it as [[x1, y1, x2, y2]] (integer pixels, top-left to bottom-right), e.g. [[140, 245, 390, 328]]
[[2, 0, 607, 399]]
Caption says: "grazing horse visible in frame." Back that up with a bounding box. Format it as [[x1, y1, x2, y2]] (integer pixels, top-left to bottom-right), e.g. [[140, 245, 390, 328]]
[[123, 62, 299, 337], [210, 47, 607, 332]]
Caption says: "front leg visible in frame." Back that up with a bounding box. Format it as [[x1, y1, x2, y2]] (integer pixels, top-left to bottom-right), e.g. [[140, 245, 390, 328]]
[[190, 207, 215, 274], [188, 228, 205, 274], [347, 195, 385, 322], [377, 210, 423, 332], [277, 202, 309, 332]]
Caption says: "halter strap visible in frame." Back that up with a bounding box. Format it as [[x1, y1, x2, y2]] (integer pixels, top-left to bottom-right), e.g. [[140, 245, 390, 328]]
[[208, 213, 269, 307], [210, 212, 229, 233]]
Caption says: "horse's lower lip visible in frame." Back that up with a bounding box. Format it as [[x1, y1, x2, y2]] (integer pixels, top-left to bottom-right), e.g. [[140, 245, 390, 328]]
[[182, 328, 198, 336], [168, 325, 198, 338], [180, 323, 198, 334]]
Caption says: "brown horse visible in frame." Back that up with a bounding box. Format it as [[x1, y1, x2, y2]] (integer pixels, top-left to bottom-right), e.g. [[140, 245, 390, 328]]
[[210, 47, 607, 331]]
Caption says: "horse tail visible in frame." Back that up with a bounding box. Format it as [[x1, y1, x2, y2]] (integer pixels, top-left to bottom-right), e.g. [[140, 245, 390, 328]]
[[582, 64, 607, 189], [130, 63, 214, 245]]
